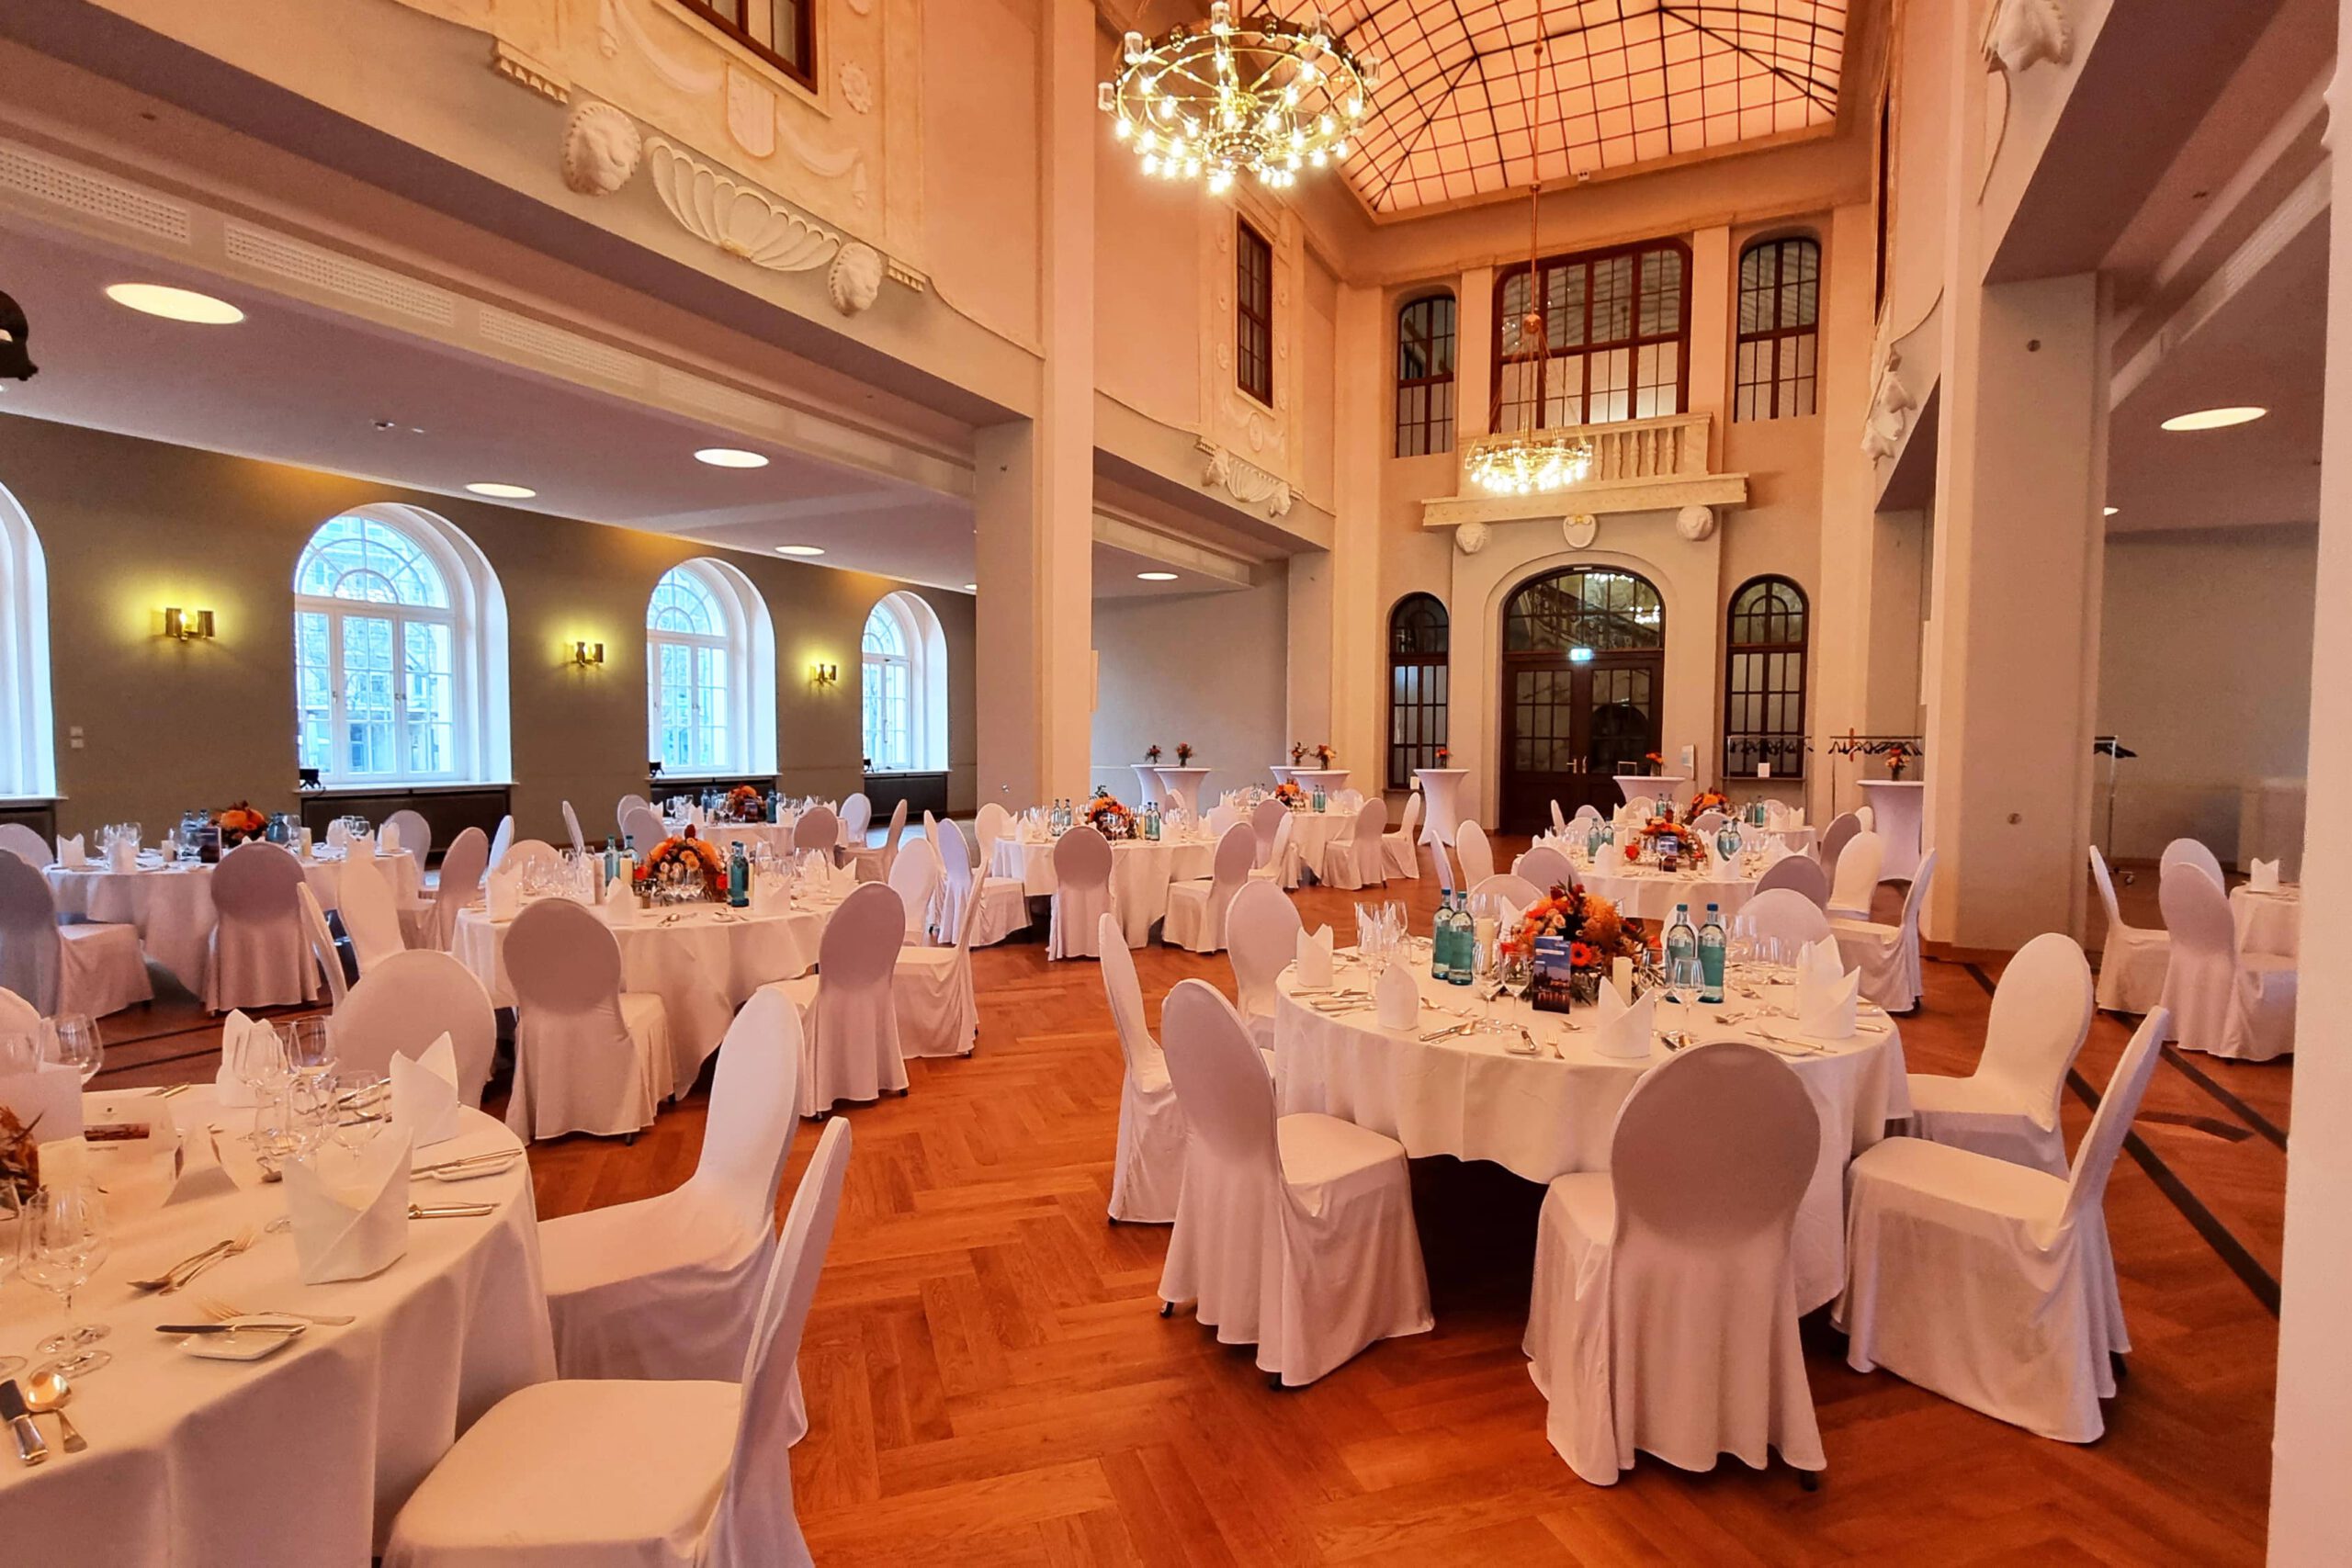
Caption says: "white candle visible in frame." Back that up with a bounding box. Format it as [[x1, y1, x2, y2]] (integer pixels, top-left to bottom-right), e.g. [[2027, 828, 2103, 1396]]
[[1611, 956, 1633, 1005]]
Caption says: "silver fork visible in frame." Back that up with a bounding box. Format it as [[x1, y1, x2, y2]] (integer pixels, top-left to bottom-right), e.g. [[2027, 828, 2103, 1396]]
[[163, 1227, 256, 1294], [198, 1297, 356, 1327]]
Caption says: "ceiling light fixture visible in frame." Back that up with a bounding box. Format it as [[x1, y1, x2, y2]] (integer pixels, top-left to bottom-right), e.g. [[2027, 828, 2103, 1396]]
[[1137, 570, 1180, 581], [774, 545, 825, 557], [963, 583, 977, 592], [2160, 406, 2267, 432], [695, 446, 770, 468], [466, 482, 537, 499], [2102, 506, 2119, 517], [105, 283, 244, 324], [1101, 3, 1377, 194]]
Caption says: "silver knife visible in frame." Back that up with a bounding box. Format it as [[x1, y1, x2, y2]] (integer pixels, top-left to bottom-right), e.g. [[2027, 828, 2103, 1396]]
[[409, 1202, 495, 1219], [0, 1380, 48, 1465]]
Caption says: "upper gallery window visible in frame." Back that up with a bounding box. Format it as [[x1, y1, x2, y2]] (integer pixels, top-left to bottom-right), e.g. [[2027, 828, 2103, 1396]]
[[671, 0, 814, 87], [1736, 236, 1822, 422], [1494, 241, 1689, 432], [1237, 219, 1275, 406], [1395, 294, 1457, 457]]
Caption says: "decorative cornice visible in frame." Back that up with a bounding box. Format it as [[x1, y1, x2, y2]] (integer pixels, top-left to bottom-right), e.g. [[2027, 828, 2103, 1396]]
[[642, 138, 916, 315], [1419, 473, 1747, 528], [490, 39, 571, 105], [1197, 438, 1295, 519]]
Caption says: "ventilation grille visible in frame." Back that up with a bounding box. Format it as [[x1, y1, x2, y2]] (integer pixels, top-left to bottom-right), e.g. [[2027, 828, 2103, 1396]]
[[657, 367, 778, 427], [222, 220, 455, 327], [478, 305, 645, 383], [0, 141, 190, 243]]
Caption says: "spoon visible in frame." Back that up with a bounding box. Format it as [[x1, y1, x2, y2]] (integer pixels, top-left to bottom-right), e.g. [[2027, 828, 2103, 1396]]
[[21, 1368, 85, 1454]]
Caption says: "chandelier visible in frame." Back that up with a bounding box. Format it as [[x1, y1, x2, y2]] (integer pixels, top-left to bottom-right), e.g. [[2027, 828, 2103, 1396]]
[[1099, 5, 1377, 194], [1469, 0, 1593, 497]]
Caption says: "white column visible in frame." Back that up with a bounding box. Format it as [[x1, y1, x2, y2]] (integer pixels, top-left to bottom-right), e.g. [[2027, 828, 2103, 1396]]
[[1457, 265, 1496, 441], [1812, 202, 1886, 826]]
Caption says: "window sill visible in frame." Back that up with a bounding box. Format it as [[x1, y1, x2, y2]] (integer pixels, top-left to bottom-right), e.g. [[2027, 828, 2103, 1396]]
[[305, 781, 514, 796]]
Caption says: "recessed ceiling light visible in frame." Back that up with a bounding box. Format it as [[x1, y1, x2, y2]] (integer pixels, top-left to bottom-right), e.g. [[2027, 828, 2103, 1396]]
[[2102, 506, 2119, 517], [963, 583, 977, 592], [695, 446, 770, 468], [1136, 570, 1179, 581], [466, 482, 537, 499], [774, 545, 825, 557], [105, 283, 244, 324], [2160, 406, 2267, 432]]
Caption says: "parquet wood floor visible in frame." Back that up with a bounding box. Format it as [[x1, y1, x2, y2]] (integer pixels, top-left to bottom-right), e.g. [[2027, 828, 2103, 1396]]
[[88, 842, 2282, 1565]]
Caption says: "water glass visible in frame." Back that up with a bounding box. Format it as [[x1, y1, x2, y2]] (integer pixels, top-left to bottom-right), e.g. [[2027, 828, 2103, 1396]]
[[21, 1184, 111, 1374], [43, 1014, 102, 1086]]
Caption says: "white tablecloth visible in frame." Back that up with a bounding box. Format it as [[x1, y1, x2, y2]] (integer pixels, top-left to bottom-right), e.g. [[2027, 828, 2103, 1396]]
[[1569, 859, 1762, 922], [1413, 768, 1468, 847], [0, 1091, 553, 1566], [989, 834, 1216, 946], [1284, 808, 1362, 886], [2230, 885, 2301, 960], [45, 850, 423, 989], [664, 819, 801, 858], [1272, 962, 1910, 1312], [452, 895, 839, 1097]]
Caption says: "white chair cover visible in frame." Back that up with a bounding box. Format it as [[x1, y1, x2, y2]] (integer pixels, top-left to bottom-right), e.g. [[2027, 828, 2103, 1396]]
[[336, 852, 409, 977], [778, 882, 909, 1114], [203, 840, 313, 1013], [1163, 824, 1257, 954], [1752, 854, 1831, 908], [1742, 888, 1832, 950], [1471, 873, 1543, 910], [1454, 820, 1497, 886], [487, 813, 515, 872], [1382, 791, 1423, 880], [1838, 1010, 2167, 1443], [560, 800, 588, 856], [839, 792, 874, 852], [1854, 806, 1875, 832], [2158, 860, 2296, 1060], [1225, 879, 1300, 1055], [1102, 914, 1185, 1224], [2087, 846, 2167, 1015], [334, 949, 499, 1107], [426, 828, 489, 952], [0, 985, 38, 1038], [2158, 837, 2225, 887], [886, 837, 941, 942], [297, 883, 348, 1007], [1205, 802, 1244, 840], [1514, 845, 1577, 894], [1817, 811, 1861, 877], [1317, 796, 1388, 891], [973, 802, 1012, 859], [503, 898, 670, 1140], [541, 989, 803, 1381], [933, 818, 976, 945], [1573, 804, 1603, 823], [948, 815, 1029, 948], [1833, 849, 1937, 1011], [620, 807, 668, 857], [1249, 811, 1298, 889], [0, 852, 153, 1019], [791, 806, 840, 856], [385, 810, 434, 870], [1046, 826, 1114, 960], [1250, 799, 1288, 869], [0, 823, 51, 867], [855, 797, 909, 882], [895, 879, 982, 1059], [1549, 799, 1570, 837], [614, 795, 650, 840], [1691, 810, 1730, 835], [1906, 931, 2092, 1175], [1431, 839, 1460, 894], [1523, 1041, 1824, 1483], [1826, 829, 1885, 919], [1156, 980, 1431, 1385], [502, 840, 564, 886]]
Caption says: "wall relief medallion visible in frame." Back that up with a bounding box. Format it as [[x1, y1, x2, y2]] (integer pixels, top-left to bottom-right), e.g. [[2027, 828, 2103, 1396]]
[[828, 242, 885, 316], [1198, 439, 1295, 519], [840, 62, 875, 115], [560, 100, 643, 196], [1861, 348, 1917, 462], [1562, 513, 1599, 548], [1675, 504, 1718, 543], [1982, 0, 2070, 74], [1454, 521, 1490, 556]]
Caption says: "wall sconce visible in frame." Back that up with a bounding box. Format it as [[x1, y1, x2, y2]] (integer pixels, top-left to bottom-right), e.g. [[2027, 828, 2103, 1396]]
[[810, 661, 840, 687], [569, 639, 605, 669], [163, 607, 216, 642]]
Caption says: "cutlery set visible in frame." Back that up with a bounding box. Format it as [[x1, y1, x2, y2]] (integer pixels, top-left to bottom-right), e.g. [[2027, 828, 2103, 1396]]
[[130, 1227, 257, 1293]]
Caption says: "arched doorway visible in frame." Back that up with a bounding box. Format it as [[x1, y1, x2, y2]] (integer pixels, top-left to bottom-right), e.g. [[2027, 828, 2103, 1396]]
[[1499, 566, 1665, 833]]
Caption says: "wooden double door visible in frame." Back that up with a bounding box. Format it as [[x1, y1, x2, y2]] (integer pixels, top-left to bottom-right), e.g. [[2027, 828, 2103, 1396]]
[[1496, 566, 1668, 836]]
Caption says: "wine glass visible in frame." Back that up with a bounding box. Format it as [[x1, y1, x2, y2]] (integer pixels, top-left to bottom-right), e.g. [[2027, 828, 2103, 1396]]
[[278, 1017, 335, 1081], [21, 1184, 111, 1374], [1665, 955, 1705, 1047], [230, 1023, 293, 1147], [1500, 945, 1534, 1013], [43, 1014, 102, 1086], [1473, 936, 1507, 1031]]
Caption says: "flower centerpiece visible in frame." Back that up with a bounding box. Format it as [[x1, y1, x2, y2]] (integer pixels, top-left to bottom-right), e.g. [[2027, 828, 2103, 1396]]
[[1688, 788, 1729, 818], [1886, 743, 1910, 781], [1083, 789, 1136, 840], [1643, 750, 1666, 777], [725, 784, 765, 823], [1313, 743, 1336, 766], [1517, 883, 1645, 1006], [1145, 744, 1162, 763], [1175, 742, 1193, 765], [1434, 746, 1451, 765], [214, 802, 267, 847], [0, 1105, 41, 1207], [639, 824, 727, 901], [1628, 817, 1708, 868], [1272, 781, 1306, 809], [1289, 741, 1306, 765]]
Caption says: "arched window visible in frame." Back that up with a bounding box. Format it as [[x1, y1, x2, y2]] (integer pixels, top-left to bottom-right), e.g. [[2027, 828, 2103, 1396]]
[[1724, 575, 1808, 778], [863, 591, 947, 773], [0, 481, 55, 800], [647, 558, 776, 778], [1735, 236, 1821, 421], [294, 506, 508, 786], [1395, 294, 1456, 457], [1386, 594, 1448, 789]]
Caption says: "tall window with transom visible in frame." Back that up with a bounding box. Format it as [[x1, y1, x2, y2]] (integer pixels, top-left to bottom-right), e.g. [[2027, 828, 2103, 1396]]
[[294, 514, 461, 784], [647, 563, 739, 776]]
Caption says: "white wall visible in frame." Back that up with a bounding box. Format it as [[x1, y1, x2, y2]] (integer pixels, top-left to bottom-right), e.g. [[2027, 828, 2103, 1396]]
[[1091, 581, 1289, 802], [2097, 522, 2317, 864]]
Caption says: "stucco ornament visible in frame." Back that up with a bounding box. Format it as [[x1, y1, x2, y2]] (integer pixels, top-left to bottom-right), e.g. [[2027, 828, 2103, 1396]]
[[1197, 439, 1295, 519], [1861, 348, 1917, 462], [840, 62, 875, 115], [828, 243, 885, 316], [1982, 0, 2070, 73], [560, 101, 642, 196], [1454, 521, 1490, 556], [1562, 513, 1599, 549], [1675, 504, 1717, 543]]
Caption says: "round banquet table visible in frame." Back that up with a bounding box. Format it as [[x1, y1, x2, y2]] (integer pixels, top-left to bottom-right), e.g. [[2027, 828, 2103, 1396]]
[[1568, 856, 1763, 921], [1615, 775, 1685, 807], [663, 818, 801, 858], [2230, 884, 2301, 960], [989, 832, 1216, 946], [1272, 959, 1911, 1312], [1413, 768, 1468, 847], [0, 1090, 553, 1567], [451, 893, 839, 1098], [1283, 807, 1362, 887], [45, 850, 423, 990]]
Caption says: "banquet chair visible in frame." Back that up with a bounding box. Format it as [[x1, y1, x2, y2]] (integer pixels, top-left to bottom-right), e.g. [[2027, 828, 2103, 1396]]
[[1752, 853, 1831, 908], [1855, 806, 1876, 832], [2158, 861, 2295, 1060], [1382, 791, 1423, 880], [2087, 846, 2167, 1015], [297, 885, 349, 1006], [1838, 1010, 2168, 1443], [2159, 836, 2226, 888], [384, 809, 434, 872], [202, 841, 312, 1013], [0, 852, 152, 1019], [1692, 810, 1730, 836], [1162, 787, 1191, 822], [854, 797, 909, 883], [1162, 824, 1256, 955], [959, 811, 1031, 946], [621, 807, 668, 858], [335, 852, 410, 978], [1471, 873, 1543, 910], [560, 800, 588, 856], [1825, 830, 1885, 921], [501, 840, 565, 886], [1741, 889, 1833, 952], [1620, 795, 1653, 823], [539, 988, 803, 1382], [503, 898, 671, 1142], [332, 949, 498, 1106], [1250, 798, 1288, 869], [1225, 878, 1301, 1058], [1904, 931, 2091, 1176], [1205, 802, 1244, 840], [1316, 797, 1388, 891], [487, 814, 515, 873], [895, 879, 983, 1059], [424, 828, 489, 952], [1515, 845, 1577, 894], [1156, 980, 1431, 1387], [933, 818, 977, 946], [1046, 826, 1114, 960], [0, 823, 51, 867], [1102, 913, 1185, 1224], [0, 984, 39, 1040], [1455, 820, 1497, 886], [791, 806, 840, 857], [1550, 799, 1570, 837], [838, 793, 874, 862], [886, 836, 941, 943], [1249, 812, 1298, 889], [770, 883, 909, 1114], [615, 795, 650, 841], [383, 1118, 851, 1568], [1524, 1041, 1824, 1485], [1816, 812, 1861, 878], [1432, 839, 1461, 894], [1574, 804, 1603, 824], [1832, 850, 1938, 1013]]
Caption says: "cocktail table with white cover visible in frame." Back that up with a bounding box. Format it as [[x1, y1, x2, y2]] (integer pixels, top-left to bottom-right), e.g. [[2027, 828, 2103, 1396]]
[[989, 829, 1216, 947], [452, 892, 841, 1098], [2230, 884, 2301, 960], [1272, 961, 1910, 1312], [1615, 775, 1685, 807], [1570, 854, 1762, 922], [1857, 779, 1926, 880], [1413, 768, 1468, 847], [1131, 765, 1166, 807], [45, 848, 423, 989], [1153, 765, 1215, 813], [1288, 768, 1350, 795], [0, 1091, 553, 1567]]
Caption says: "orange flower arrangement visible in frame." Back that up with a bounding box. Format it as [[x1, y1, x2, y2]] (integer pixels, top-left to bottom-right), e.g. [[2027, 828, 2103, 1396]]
[[726, 784, 765, 822], [1515, 884, 1641, 970], [1313, 744, 1335, 766], [1272, 781, 1306, 807], [1886, 744, 1911, 779], [214, 802, 267, 846], [1082, 793, 1134, 837], [1688, 788, 1729, 817], [639, 825, 727, 897], [1175, 742, 1193, 764], [0, 1105, 42, 1204], [1638, 817, 1709, 865]]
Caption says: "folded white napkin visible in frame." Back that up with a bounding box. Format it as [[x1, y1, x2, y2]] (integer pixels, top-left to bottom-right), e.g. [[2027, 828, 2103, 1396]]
[[602, 874, 638, 926], [1793, 937, 1858, 1039], [55, 833, 85, 869], [0, 1061, 84, 1143], [830, 860, 860, 896], [1762, 840, 1793, 867], [213, 1010, 267, 1108], [107, 838, 138, 873], [379, 822, 401, 855], [390, 1033, 461, 1148], [1296, 925, 1334, 989], [1375, 963, 1420, 1031], [285, 1131, 412, 1285], [486, 866, 521, 921], [1789, 808, 1806, 829], [1590, 982, 1659, 1060], [2249, 858, 2282, 893], [749, 869, 787, 914]]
